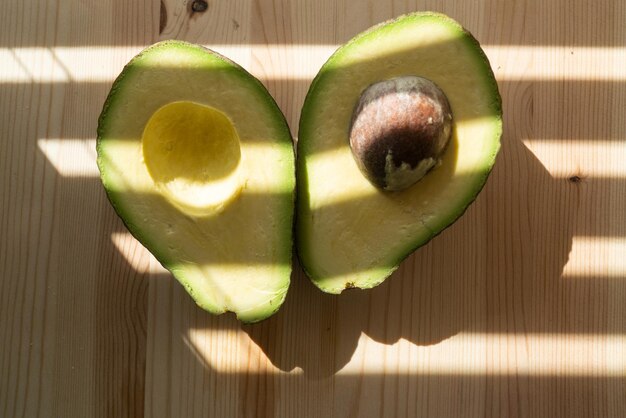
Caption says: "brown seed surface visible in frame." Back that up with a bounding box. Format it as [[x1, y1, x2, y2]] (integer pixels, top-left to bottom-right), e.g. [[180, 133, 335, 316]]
[[349, 76, 453, 191]]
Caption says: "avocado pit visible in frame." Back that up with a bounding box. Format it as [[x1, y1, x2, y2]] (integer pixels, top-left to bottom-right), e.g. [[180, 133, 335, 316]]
[[349, 76, 453, 191]]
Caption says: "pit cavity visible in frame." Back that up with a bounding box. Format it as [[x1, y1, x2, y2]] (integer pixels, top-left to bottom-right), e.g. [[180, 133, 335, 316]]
[[142, 101, 242, 214]]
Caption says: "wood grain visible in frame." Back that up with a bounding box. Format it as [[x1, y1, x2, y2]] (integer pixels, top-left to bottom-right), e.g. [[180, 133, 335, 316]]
[[1, 0, 625, 417]]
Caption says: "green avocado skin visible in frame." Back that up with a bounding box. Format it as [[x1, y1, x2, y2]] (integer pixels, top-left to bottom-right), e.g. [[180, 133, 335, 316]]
[[296, 12, 502, 294], [97, 41, 296, 323]]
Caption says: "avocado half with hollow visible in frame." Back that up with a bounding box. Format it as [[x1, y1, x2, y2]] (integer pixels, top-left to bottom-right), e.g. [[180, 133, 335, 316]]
[[97, 41, 295, 323], [297, 13, 502, 293]]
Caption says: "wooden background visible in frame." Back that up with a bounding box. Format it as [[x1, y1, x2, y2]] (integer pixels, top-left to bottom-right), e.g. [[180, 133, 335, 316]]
[[1, 0, 626, 417]]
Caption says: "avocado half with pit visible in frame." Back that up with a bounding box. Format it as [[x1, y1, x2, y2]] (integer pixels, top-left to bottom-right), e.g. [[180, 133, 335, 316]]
[[296, 12, 502, 293], [97, 41, 295, 323]]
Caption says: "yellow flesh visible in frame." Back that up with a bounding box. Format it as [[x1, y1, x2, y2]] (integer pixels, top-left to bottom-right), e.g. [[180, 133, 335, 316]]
[[299, 15, 501, 292], [98, 44, 294, 321], [142, 101, 243, 214]]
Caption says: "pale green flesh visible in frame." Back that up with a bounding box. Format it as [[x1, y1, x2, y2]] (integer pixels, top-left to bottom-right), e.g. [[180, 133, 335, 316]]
[[297, 13, 502, 293], [97, 41, 295, 323]]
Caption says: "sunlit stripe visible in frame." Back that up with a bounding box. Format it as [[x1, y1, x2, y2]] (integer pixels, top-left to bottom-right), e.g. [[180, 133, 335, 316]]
[[302, 116, 503, 208], [341, 333, 626, 376], [183, 329, 304, 375], [484, 45, 626, 81], [112, 230, 290, 276], [37, 138, 100, 176], [117, 232, 626, 282], [36, 135, 626, 183], [523, 139, 626, 178], [2, 45, 626, 83], [114, 231, 625, 285], [38, 138, 293, 194], [184, 329, 626, 376], [110, 231, 162, 273], [1, 47, 71, 82], [0, 45, 336, 82], [563, 236, 626, 279]]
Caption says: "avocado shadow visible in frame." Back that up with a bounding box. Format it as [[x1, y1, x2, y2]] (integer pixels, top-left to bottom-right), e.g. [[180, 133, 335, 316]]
[[241, 112, 577, 377]]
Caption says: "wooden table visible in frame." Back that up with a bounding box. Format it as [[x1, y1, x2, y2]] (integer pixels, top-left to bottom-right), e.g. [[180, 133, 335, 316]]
[[1, 0, 625, 417]]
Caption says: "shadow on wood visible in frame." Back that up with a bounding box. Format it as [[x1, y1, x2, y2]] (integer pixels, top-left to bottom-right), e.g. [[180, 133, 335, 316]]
[[242, 131, 581, 376]]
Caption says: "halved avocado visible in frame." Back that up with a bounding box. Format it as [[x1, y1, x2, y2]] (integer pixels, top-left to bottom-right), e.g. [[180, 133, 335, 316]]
[[297, 13, 502, 293], [97, 41, 295, 323]]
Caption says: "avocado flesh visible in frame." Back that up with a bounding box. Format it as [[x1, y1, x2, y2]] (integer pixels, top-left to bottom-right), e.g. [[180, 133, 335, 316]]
[[297, 13, 502, 293], [97, 41, 295, 323]]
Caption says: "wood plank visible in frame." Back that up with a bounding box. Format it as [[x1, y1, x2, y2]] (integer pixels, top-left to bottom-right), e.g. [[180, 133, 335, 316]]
[[0, 0, 156, 416], [1, 0, 625, 417]]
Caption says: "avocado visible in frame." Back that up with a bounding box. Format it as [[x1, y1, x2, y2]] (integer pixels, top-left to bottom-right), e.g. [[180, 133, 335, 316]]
[[296, 13, 502, 293], [97, 41, 295, 323]]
